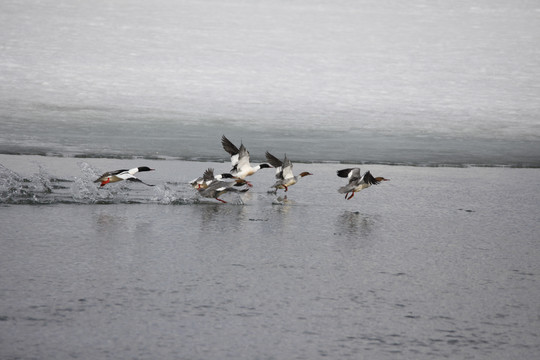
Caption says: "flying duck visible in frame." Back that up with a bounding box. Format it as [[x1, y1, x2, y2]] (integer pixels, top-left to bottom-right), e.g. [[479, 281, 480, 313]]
[[189, 168, 236, 189], [221, 135, 271, 184], [337, 168, 389, 200], [94, 166, 155, 187], [197, 178, 250, 203], [265, 151, 312, 193]]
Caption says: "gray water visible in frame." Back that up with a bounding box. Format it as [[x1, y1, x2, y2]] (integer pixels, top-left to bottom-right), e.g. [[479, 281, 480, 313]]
[[1, 1, 540, 358], [1, 155, 540, 359]]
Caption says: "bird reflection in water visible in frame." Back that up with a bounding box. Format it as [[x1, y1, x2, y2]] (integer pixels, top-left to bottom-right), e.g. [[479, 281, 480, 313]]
[[335, 211, 377, 246]]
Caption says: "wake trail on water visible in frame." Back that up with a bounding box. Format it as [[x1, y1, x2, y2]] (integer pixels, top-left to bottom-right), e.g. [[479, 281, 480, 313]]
[[0, 162, 197, 205]]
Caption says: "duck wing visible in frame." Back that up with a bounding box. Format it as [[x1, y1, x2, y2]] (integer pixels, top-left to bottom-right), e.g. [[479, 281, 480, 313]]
[[125, 178, 155, 187], [94, 169, 129, 182], [265, 151, 283, 168], [361, 171, 381, 185], [337, 168, 361, 181], [221, 135, 241, 171], [265, 151, 284, 179], [221, 135, 239, 155], [235, 144, 251, 173], [281, 155, 295, 180], [202, 168, 216, 182]]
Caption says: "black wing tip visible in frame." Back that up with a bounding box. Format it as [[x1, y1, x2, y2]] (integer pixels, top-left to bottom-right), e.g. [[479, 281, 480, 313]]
[[221, 135, 239, 155], [265, 150, 275, 159], [268, 159, 282, 168], [221, 135, 229, 146], [363, 171, 379, 185], [265, 151, 282, 167], [126, 178, 155, 186], [337, 168, 354, 178], [221, 134, 232, 144]]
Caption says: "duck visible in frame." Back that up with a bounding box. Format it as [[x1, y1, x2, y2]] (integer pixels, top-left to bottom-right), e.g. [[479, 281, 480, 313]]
[[94, 166, 155, 187], [221, 135, 271, 184], [265, 151, 312, 193], [337, 168, 389, 200], [189, 168, 236, 189], [197, 177, 250, 203]]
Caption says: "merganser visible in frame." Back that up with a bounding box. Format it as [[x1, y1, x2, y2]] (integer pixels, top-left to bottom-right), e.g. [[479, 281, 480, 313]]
[[221, 135, 271, 184], [197, 178, 250, 203], [189, 168, 236, 189], [94, 166, 155, 187], [337, 168, 389, 200], [265, 151, 312, 193]]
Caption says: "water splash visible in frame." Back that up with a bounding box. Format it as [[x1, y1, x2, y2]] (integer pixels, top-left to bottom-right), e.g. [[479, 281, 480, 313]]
[[151, 183, 193, 205], [0, 163, 56, 204], [70, 162, 134, 204], [0, 161, 258, 205]]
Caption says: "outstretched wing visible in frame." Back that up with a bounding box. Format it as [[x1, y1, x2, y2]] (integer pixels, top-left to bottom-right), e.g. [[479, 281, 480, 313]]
[[221, 135, 239, 156], [337, 168, 359, 179], [265, 151, 283, 179], [265, 151, 283, 168], [202, 168, 215, 182], [221, 135, 242, 171], [126, 178, 155, 186], [361, 171, 381, 186], [337, 168, 361, 184], [281, 155, 294, 180], [235, 144, 251, 172]]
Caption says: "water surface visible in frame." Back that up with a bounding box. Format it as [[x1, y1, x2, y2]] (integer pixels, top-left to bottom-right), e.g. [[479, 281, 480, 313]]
[[1, 155, 539, 359]]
